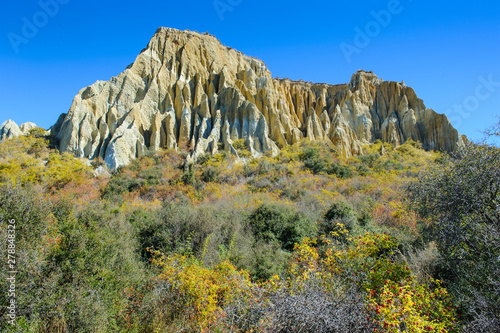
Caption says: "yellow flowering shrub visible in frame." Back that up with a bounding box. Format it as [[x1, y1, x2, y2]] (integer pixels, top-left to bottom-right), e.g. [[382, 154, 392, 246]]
[[151, 251, 257, 331], [367, 279, 456, 332], [272, 226, 457, 332]]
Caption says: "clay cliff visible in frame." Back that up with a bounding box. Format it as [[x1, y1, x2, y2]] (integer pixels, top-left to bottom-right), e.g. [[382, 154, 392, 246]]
[[50, 27, 463, 170]]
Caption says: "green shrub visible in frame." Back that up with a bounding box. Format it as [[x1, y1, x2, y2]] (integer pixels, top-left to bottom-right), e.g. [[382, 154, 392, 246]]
[[299, 147, 329, 174], [324, 201, 356, 223], [128, 208, 170, 261], [357, 210, 373, 227], [232, 138, 249, 155], [90, 156, 105, 168], [0, 187, 147, 332], [249, 241, 290, 281], [181, 163, 195, 185], [196, 154, 211, 165], [357, 153, 380, 168], [355, 163, 371, 176], [379, 159, 404, 171], [248, 203, 316, 251], [201, 166, 220, 183], [320, 201, 357, 236], [329, 162, 354, 178], [408, 141, 500, 330], [138, 166, 163, 185], [27, 127, 47, 138], [102, 174, 144, 198]]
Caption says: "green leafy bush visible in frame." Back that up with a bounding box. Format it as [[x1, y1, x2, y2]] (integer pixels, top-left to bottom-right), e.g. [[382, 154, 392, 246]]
[[27, 127, 47, 139], [321, 200, 357, 236], [201, 166, 220, 182], [248, 203, 316, 251], [102, 174, 144, 198], [181, 163, 195, 185], [357, 153, 380, 168], [408, 141, 500, 331], [299, 146, 329, 174], [233, 138, 251, 158], [329, 161, 354, 178], [0, 130, 465, 332]]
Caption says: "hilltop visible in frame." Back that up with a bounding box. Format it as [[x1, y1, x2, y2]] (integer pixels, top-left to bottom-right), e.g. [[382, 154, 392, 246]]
[[41, 27, 462, 170]]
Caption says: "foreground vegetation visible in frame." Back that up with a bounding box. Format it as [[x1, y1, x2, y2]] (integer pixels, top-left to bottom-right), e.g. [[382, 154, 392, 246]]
[[0, 127, 498, 332]]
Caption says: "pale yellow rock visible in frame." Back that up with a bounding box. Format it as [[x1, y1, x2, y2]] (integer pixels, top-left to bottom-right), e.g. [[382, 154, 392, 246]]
[[49, 28, 463, 170]]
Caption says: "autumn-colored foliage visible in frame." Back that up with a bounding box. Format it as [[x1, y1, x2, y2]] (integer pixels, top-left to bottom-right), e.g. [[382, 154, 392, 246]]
[[1, 133, 490, 332]]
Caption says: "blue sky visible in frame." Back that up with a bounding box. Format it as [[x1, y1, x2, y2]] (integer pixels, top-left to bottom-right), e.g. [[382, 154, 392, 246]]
[[0, 0, 499, 143]]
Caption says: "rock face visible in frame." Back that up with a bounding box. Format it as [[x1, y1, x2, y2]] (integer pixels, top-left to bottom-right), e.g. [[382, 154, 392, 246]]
[[51, 27, 463, 170], [0, 120, 38, 140]]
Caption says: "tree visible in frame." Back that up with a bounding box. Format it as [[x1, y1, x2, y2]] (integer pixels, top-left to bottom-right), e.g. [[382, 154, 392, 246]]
[[407, 136, 500, 332], [484, 116, 500, 138]]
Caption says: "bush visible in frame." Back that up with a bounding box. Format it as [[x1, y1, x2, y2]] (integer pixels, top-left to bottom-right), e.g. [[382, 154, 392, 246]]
[[259, 280, 375, 333], [151, 252, 256, 332], [324, 201, 356, 222], [380, 159, 404, 171], [300, 147, 329, 174], [232, 138, 252, 158], [27, 127, 47, 139], [0, 124, 462, 332], [357, 153, 380, 168], [251, 232, 457, 333], [248, 203, 316, 251], [0, 187, 147, 332], [248, 241, 290, 281], [181, 163, 195, 185], [321, 201, 357, 236], [44, 152, 92, 189], [90, 156, 105, 168], [232, 139, 247, 151], [329, 162, 354, 179], [196, 153, 211, 165], [357, 210, 372, 227], [408, 141, 500, 330], [355, 163, 371, 176], [137, 166, 163, 185], [102, 174, 144, 198], [201, 166, 220, 182]]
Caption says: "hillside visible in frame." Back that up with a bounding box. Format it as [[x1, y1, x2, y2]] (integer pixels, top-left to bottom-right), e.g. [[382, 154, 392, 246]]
[[1, 125, 499, 332], [0, 131, 461, 332]]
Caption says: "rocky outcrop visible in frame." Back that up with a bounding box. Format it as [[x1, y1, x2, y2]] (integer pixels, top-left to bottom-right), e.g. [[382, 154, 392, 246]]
[[51, 27, 463, 170], [0, 120, 38, 140]]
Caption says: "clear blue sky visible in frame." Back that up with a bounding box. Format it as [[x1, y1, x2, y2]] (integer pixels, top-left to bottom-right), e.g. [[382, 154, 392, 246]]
[[1, 0, 499, 143]]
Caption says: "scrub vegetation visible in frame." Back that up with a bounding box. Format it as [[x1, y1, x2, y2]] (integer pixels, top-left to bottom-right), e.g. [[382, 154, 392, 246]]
[[0, 125, 498, 332]]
